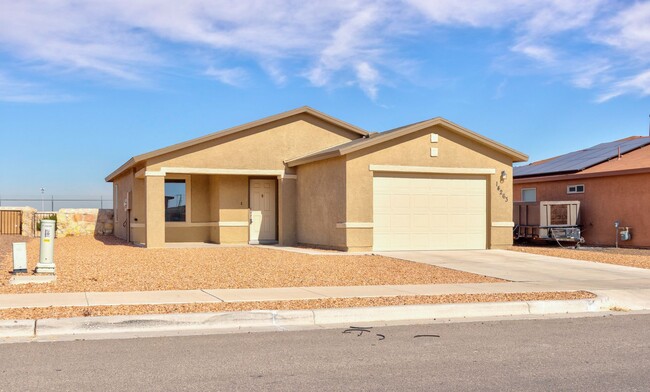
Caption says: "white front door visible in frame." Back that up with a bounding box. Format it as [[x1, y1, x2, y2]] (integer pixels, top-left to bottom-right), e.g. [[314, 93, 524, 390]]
[[249, 179, 277, 244]]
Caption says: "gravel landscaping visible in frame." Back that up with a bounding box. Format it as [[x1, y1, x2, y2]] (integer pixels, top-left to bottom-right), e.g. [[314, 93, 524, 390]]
[[0, 291, 595, 320], [510, 244, 650, 269], [0, 236, 503, 294]]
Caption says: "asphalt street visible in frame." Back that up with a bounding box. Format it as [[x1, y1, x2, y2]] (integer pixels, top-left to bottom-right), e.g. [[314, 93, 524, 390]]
[[1, 314, 649, 391]]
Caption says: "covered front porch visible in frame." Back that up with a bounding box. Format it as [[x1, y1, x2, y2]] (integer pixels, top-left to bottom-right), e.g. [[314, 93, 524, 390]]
[[134, 167, 297, 248]]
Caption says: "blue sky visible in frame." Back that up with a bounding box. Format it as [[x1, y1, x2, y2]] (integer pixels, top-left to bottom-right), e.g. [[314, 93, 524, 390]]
[[1, 0, 649, 203]]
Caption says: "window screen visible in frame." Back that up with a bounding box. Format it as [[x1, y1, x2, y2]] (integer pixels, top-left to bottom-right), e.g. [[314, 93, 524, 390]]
[[521, 188, 536, 202]]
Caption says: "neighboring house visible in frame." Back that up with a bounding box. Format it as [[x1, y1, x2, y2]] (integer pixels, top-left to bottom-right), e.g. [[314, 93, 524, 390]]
[[106, 106, 527, 251], [514, 136, 650, 248]]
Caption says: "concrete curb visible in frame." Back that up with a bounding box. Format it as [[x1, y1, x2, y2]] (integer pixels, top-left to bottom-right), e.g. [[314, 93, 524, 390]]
[[0, 295, 609, 340], [0, 320, 35, 338]]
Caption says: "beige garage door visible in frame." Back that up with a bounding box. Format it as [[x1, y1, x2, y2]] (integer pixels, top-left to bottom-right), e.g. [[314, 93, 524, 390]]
[[373, 175, 487, 251]]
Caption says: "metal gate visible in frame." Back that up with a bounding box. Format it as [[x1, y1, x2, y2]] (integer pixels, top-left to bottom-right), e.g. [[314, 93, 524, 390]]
[[0, 210, 22, 235]]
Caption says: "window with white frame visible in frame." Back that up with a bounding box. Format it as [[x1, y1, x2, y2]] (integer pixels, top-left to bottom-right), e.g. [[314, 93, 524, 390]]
[[567, 184, 585, 194], [521, 188, 536, 202]]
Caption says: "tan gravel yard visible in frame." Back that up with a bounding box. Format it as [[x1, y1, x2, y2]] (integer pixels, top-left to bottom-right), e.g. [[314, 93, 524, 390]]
[[0, 291, 595, 320], [0, 236, 503, 294], [510, 245, 650, 269]]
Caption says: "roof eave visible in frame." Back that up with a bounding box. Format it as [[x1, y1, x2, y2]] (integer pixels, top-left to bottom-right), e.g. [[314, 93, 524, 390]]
[[338, 117, 528, 162], [285, 150, 343, 167], [105, 106, 369, 181], [105, 157, 136, 182]]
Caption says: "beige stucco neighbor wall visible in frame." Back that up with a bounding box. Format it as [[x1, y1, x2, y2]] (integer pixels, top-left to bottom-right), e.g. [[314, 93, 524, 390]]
[[344, 124, 515, 251], [296, 157, 347, 249], [56, 209, 114, 237]]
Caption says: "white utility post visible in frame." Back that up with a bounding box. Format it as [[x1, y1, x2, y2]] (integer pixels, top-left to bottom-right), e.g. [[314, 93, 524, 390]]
[[36, 219, 56, 274]]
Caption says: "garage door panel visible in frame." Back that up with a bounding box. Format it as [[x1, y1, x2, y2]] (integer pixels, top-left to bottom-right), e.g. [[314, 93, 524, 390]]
[[373, 176, 487, 251]]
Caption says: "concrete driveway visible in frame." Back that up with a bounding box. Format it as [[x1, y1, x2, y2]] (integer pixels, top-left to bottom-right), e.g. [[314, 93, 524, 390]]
[[378, 250, 650, 309]]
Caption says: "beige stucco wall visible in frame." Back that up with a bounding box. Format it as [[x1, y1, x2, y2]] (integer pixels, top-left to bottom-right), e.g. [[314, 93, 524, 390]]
[[191, 174, 211, 222], [111, 172, 132, 241], [209, 176, 220, 243], [136, 174, 252, 244], [145, 175, 166, 248], [125, 114, 359, 247], [295, 157, 347, 249], [278, 178, 297, 246], [217, 176, 249, 244], [147, 114, 361, 172], [344, 124, 515, 251]]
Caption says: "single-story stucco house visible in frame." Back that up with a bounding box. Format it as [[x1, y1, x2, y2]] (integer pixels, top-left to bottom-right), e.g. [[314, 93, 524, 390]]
[[106, 107, 527, 251]]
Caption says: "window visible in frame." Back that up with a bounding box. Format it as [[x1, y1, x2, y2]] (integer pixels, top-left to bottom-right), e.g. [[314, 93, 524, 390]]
[[567, 184, 585, 194], [521, 188, 536, 202], [165, 179, 186, 222]]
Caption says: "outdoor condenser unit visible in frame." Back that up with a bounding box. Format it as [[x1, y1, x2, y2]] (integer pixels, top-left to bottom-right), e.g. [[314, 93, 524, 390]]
[[513, 200, 583, 243]]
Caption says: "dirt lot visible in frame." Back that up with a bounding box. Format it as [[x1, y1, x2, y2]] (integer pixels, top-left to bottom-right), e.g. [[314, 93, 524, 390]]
[[0, 236, 503, 294], [510, 244, 650, 269], [0, 291, 595, 320]]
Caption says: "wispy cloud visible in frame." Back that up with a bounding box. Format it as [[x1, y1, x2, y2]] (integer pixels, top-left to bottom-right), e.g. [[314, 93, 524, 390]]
[[597, 70, 650, 103], [0, 0, 649, 101], [0, 72, 73, 103], [204, 66, 248, 86]]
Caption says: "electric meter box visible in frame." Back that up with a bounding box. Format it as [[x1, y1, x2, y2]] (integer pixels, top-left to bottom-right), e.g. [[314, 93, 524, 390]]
[[12, 242, 27, 273]]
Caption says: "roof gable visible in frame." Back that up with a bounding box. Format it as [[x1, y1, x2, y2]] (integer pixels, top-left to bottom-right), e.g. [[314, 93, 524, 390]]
[[285, 117, 528, 167], [514, 136, 650, 178], [106, 106, 368, 181]]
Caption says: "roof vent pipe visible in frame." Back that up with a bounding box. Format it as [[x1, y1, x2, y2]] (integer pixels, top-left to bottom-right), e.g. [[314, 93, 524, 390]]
[[618, 146, 621, 160]]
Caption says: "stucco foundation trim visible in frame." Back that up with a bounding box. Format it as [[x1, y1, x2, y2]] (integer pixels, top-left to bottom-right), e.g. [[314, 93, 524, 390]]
[[492, 221, 515, 227], [369, 165, 497, 175], [335, 222, 374, 229], [218, 221, 249, 227]]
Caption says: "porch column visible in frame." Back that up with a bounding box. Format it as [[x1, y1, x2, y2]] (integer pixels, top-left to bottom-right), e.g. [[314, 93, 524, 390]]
[[145, 173, 166, 248], [278, 175, 297, 246]]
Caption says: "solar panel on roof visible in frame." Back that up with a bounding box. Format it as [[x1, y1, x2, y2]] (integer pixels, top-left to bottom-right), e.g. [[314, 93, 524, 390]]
[[514, 137, 650, 177]]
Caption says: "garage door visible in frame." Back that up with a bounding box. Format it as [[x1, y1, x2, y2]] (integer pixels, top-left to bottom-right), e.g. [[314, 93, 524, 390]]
[[373, 176, 486, 251]]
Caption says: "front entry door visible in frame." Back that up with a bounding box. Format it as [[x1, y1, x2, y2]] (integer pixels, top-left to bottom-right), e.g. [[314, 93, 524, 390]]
[[249, 179, 277, 244]]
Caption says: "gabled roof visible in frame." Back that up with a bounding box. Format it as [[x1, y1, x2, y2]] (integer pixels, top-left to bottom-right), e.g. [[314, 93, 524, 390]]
[[105, 106, 369, 182], [514, 136, 650, 178], [285, 117, 528, 167]]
